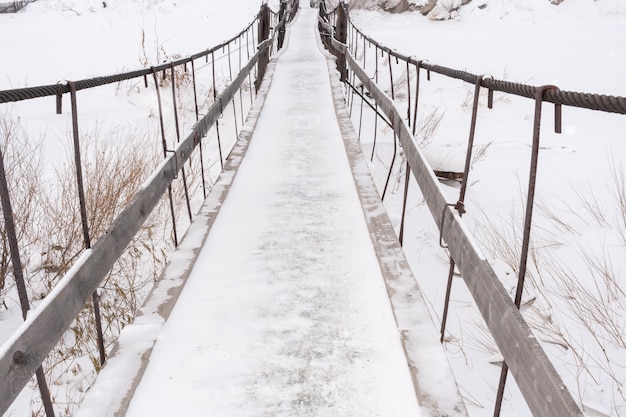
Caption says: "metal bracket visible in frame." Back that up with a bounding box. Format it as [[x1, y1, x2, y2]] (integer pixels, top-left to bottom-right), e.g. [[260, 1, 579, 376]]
[[439, 203, 456, 249], [166, 149, 179, 179]]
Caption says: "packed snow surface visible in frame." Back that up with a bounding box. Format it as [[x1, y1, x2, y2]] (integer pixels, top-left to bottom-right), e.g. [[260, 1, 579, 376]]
[[123, 7, 422, 417], [1, 0, 625, 416]]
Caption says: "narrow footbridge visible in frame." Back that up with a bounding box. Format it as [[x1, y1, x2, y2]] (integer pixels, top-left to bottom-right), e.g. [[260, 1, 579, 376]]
[[1, 2, 625, 417]]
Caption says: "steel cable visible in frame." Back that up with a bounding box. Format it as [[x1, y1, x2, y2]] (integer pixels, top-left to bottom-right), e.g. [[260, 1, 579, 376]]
[[346, 17, 626, 115], [0, 15, 260, 104]]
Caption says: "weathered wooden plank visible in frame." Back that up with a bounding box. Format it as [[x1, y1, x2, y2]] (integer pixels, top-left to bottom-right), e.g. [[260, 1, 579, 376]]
[[321, 34, 469, 416], [0, 43, 267, 414]]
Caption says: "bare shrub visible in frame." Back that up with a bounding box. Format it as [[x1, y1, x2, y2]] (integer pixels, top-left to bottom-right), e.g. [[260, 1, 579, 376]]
[[0, 113, 42, 308], [471, 164, 626, 414], [28, 126, 171, 416], [532, 251, 626, 413], [0, 117, 173, 416]]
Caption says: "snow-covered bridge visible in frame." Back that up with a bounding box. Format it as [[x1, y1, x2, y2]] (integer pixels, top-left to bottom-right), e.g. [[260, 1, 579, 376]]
[[2, 1, 624, 417], [74, 7, 466, 416], [0, 5, 466, 417]]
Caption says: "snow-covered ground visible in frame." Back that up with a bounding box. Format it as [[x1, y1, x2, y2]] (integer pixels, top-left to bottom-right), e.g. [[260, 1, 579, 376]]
[[1, 0, 625, 416]]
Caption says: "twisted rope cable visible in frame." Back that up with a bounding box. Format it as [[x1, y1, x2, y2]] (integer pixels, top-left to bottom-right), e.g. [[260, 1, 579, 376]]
[[348, 18, 626, 115], [0, 15, 260, 104]]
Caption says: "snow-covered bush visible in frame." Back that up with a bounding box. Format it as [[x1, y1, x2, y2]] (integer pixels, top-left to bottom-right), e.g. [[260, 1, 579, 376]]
[[0, 114, 41, 310], [0, 117, 171, 416]]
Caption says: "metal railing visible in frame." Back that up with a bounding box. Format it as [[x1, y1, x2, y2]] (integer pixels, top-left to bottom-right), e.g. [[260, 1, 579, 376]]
[[319, 2, 626, 417], [0, 1, 298, 415]]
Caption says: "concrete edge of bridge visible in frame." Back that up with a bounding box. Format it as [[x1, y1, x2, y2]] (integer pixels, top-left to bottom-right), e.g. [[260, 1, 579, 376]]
[[314, 19, 470, 417], [73, 37, 291, 417]]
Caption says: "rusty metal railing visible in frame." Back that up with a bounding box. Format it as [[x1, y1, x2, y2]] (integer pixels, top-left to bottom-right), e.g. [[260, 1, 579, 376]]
[[319, 2, 625, 416], [0, 1, 298, 415]]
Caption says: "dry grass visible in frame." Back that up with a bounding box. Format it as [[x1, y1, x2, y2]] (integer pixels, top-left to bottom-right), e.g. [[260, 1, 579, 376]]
[[0, 114, 42, 307], [1, 124, 174, 417], [470, 163, 626, 415], [415, 107, 445, 147]]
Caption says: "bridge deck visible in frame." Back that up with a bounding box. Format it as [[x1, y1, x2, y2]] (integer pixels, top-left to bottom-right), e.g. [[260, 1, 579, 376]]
[[77, 6, 465, 417]]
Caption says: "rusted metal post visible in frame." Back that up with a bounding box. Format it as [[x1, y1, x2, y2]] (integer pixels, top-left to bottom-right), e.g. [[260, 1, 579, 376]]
[[388, 52, 395, 100], [405, 60, 411, 127], [399, 60, 423, 244], [246, 28, 255, 104], [382, 134, 397, 201], [0, 150, 56, 417], [237, 35, 245, 126], [227, 43, 240, 138], [278, 0, 287, 50], [440, 76, 484, 342], [412, 61, 422, 135], [370, 46, 380, 162], [151, 69, 179, 247], [255, 3, 271, 92], [399, 162, 410, 245], [493, 84, 561, 417], [190, 59, 200, 120], [67, 83, 90, 254], [211, 51, 225, 169], [335, 2, 348, 82], [169, 65, 193, 222], [56, 93, 62, 114], [68, 81, 106, 367]]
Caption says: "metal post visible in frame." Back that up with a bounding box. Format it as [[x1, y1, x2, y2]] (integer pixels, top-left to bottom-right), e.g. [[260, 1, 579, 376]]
[[227, 43, 239, 138], [412, 61, 422, 136], [335, 3, 348, 82], [399, 162, 410, 245], [190, 58, 208, 199], [211, 51, 225, 170], [68, 81, 106, 366], [493, 85, 561, 417], [56, 93, 62, 115], [399, 60, 422, 244], [278, 0, 287, 50], [381, 129, 398, 201], [190, 59, 200, 120], [0, 150, 56, 417], [168, 65, 193, 222], [67, 82, 91, 250], [151, 69, 179, 247], [370, 46, 379, 162], [388, 52, 395, 100], [381, 51, 398, 201], [237, 35, 245, 126], [255, 3, 271, 92], [246, 28, 254, 104], [406, 60, 411, 127], [440, 76, 484, 342]]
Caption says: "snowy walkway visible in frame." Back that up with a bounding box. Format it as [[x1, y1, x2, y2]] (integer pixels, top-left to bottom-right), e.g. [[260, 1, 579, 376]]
[[121, 7, 422, 416], [122, 8, 420, 417]]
